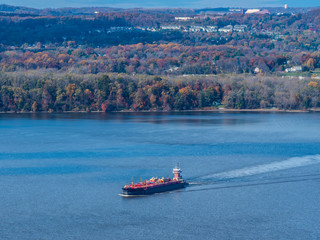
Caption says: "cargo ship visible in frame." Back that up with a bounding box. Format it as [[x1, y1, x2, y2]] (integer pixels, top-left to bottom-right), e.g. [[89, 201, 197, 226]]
[[122, 164, 188, 196]]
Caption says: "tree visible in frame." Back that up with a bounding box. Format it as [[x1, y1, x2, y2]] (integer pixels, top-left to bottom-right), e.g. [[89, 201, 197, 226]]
[[133, 88, 149, 110], [32, 101, 38, 112], [97, 75, 111, 99]]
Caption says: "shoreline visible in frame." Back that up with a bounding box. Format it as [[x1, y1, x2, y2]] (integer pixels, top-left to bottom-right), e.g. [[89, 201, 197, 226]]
[[1, 108, 319, 114]]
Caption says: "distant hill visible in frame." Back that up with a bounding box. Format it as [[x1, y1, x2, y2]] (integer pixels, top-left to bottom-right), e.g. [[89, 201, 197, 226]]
[[0, 4, 40, 14], [1, 4, 315, 18], [195, 6, 313, 15], [0, 4, 193, 16], [0, 4, 122, 16]]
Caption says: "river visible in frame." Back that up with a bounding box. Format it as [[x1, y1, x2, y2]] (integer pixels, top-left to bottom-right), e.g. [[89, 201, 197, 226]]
[[0, 112, 319, 240]]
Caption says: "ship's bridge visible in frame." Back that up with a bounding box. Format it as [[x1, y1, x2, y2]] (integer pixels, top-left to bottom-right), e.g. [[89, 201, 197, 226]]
[[173, 164, 182, 180]]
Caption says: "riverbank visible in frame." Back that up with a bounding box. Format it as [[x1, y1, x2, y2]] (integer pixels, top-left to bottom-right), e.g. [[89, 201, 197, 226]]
[[1, 108, 320, 114]]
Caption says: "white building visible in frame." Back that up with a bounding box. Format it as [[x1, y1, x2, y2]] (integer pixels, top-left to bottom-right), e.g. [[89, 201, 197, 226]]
[[189, 26, 206, 32], [285, 66, 302, 72], [161, 26, 181, 30], [245, 9, 261, 14], [219, 25, 233, 33], [206, 26, 217, 32], [233, 25, 247, 32], [254, 67, 261, 73], [175, 17, 193, 21]]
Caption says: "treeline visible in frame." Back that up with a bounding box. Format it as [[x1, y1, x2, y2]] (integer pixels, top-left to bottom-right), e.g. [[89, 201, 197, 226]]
[[1, 43, 319, 75], [0, 17, 168, 46], [0, 72, 319, 112]]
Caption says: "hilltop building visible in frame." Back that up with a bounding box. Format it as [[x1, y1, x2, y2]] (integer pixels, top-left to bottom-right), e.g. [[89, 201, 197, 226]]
[[246, 9, 270, 14], [246, 9, 261, 14], [175, 17, 193, 21]]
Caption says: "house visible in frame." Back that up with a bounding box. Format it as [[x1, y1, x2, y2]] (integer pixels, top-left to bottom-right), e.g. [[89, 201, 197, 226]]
[[175, 17, 193, 21], [233, 25, 247, 32], [285, 66, 303, 72], [219, 25, 233, 33], [137, 27, 157, 32], [189, 26, 206, 32], [109, 27, 134, 32], [206, 26, 217, 32], [254, 67, 261, 73], [161, 25, 181, 30]]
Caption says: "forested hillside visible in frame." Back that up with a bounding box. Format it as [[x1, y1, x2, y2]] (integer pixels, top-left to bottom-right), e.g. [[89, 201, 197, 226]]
[[0, 5, 320, 112], [1, 72, 319, 112], [0, 8, 319, 75]]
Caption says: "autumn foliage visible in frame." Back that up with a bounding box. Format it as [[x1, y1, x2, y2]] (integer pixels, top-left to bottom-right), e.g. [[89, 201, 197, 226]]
[[1, 72, 320, 112]]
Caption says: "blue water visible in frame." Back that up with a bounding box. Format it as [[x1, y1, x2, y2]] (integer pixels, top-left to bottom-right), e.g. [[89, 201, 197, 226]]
[[0, 112, 320, 240]]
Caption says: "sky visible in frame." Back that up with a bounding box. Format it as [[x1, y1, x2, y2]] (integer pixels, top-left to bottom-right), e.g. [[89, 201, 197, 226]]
[[0, 0, 319, 9]]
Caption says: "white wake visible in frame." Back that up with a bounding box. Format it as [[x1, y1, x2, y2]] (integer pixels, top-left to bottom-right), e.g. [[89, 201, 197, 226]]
[[201, 155, 320, 180]]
